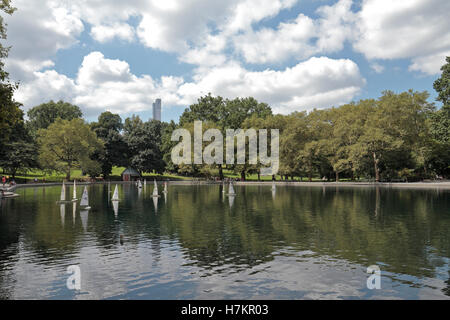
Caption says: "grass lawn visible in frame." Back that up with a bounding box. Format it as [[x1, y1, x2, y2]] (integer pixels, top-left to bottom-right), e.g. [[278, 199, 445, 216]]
[[4, 167, 333, 183], [5, 167, 191, 183]]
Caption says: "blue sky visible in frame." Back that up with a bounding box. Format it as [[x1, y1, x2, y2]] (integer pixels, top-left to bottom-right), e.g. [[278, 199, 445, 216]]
[[3, 0, 448, 123]]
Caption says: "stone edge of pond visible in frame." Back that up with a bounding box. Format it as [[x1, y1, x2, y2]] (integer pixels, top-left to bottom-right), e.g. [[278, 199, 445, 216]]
[[12, 181, 450, 189]]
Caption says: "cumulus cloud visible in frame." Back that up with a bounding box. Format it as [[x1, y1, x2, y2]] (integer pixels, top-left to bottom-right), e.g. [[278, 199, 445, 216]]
[[14, 52, 184, 117], [6, 0, 448, 120], [179, 57, 365, 114], [90, 23, 135, 43], [14, 52, 364, 117], [4, 0, 84, 79], [233, 0, 355, 64], [353, 0, 450, 74]]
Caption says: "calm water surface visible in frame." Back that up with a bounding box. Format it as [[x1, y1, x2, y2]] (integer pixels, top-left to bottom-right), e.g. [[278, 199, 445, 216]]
[[0, 184, 449, 299]]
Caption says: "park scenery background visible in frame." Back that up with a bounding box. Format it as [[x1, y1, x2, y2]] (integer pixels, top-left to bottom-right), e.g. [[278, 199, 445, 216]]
[[1, 0, 450, 302], [1, 1, 450, 184]]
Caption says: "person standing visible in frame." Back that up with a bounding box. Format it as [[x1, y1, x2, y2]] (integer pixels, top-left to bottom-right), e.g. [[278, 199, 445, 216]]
[[1, 176, 5, 187]]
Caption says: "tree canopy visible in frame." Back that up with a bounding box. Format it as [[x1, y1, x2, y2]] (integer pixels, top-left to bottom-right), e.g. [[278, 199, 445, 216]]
[[27, 100, 83, 135], [37, 118, 104, 180]]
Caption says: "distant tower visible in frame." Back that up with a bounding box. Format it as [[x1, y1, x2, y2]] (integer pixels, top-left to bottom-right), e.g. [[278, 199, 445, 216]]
[[152, 98, 161, 121]]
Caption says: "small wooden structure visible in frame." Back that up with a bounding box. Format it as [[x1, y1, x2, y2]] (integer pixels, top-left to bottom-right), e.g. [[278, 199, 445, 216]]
[[121, 168, 141, 182]]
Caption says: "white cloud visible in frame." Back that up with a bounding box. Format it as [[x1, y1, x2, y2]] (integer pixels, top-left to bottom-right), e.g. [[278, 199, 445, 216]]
[[76, 52, 134, 86], [179, 57, 365, 114], [354, 0, 450, 74], [370, 62, 385, 74], [233, 0, 355, 64], [7, 0, 448, 120], [90, 23, 135, 43], [4, 0, 83, 70], [224, 0, 297, 34], [14, 70, 77, 109], [14, 52, 364, 117], [409, 51, 450, 75], [13, 52, 184, 116]]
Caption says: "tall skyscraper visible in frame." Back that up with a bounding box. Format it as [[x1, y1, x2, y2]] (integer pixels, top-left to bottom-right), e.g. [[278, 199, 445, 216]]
[[152, 98, 161, 121]]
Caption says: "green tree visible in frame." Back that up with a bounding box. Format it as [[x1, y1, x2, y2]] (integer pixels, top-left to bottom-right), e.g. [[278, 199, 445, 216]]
[[180, 94, 272, 179], [123, 116, 166, 174], [433, 56, 450, 105], [27, 100, 83, 135], [0, 1, 22, 154], [37, 118, 104, 180], [0, 121, 38, 178], [161, 120, 179, 173], [91, 111, 128, 177]]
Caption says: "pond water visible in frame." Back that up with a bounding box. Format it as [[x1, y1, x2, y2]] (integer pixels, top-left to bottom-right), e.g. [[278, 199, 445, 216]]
[[0, 184, 449, 300]]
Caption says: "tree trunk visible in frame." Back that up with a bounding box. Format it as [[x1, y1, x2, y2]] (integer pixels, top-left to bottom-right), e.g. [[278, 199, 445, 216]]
[[336, 171, 339, 182], [66, 162, 72, 181], [257, 170, 261, 181], [240, 170, 246, 181], [218, 165, 224, 180], [272, 175, 276, 181], [373, 152, 380, 182]]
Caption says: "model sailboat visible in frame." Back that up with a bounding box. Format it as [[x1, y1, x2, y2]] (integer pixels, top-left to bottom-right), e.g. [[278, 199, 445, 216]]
[[111, 185, 119, 201], [61, 181, 66, 201], [57, 181, 70, 203], [227, 181, 236, 196], [152, 180, 160, 198], [72, 180, 78, 202], [80, 186, 91, 210], [163, 181, 168, 194]]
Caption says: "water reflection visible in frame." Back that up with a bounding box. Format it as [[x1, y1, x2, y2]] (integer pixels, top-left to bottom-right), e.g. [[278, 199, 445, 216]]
[[0, 184, 449, 299], [228, 195, 235, 208], [112, 201, 119, 217], [60, 204, 65, 227], [72, 202, 76, 225], [80, 210, 88, 232], [153, 196, 158, 213]]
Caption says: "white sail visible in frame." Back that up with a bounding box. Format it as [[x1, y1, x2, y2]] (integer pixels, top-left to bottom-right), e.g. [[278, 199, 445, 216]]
[[60, 181, 66, 201], [144, 179, 147, 186], [138, 180, 143, 188], [112, 185, 119, 201], [272, 181, 276, 190], [80, 186, 89, 207], [73, 180, 77, 200], [153, 180, 159, 196], [222, 182, 226, 193], [164, 182, 168, 193], [229, 182, 235, 195]]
